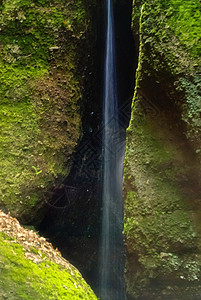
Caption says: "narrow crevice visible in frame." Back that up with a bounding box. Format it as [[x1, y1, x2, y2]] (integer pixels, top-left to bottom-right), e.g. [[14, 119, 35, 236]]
[[37, 0, 137, 295]]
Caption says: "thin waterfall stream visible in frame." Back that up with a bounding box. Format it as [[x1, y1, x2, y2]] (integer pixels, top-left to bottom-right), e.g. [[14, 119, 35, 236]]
[[37, 0, 135, 296], [99, 0, 126, 299]]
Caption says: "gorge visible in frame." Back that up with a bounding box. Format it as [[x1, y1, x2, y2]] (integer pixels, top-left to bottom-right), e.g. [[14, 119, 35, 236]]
[[0, 0, 201, 299], [37, 0, 135, 296]]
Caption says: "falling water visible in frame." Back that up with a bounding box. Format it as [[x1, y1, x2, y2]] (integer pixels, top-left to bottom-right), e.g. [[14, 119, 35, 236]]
[[99, 0, 125, 299]]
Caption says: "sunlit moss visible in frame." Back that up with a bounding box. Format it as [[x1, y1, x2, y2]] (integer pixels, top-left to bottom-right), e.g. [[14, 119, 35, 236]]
[[0, 232, 97, 299]]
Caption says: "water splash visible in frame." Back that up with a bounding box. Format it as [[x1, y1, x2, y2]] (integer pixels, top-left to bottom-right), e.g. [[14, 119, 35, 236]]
[[99, 0, 125, 299]]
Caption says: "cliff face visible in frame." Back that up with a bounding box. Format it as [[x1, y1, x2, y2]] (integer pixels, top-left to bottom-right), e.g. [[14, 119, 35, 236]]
[[124, 0, 201, 299], [0, 0, 95, 222]]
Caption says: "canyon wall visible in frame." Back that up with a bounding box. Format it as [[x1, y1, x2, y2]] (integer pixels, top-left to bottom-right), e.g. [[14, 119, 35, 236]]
[[0, 0, 96, 222], [124, 0, 201, 299]]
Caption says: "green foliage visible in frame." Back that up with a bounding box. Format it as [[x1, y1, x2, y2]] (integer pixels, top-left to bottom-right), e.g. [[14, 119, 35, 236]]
[[32, 166, 42, 175], [145, 0, 201, 57], [0, 232, 97, 300]]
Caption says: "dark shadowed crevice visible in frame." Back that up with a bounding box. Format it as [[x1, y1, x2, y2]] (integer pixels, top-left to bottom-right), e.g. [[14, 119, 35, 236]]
[[37, 0, 137, 295]]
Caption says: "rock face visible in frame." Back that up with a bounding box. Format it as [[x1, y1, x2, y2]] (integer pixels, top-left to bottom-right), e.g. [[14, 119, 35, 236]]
[[124, 0, 201, 299], [0, 210, 97, 299], [0, 0, 95, 222]]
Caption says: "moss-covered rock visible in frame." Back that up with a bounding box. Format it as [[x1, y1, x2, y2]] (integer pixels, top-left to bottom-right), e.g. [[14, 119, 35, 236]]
[[0, 210, 97, 299], [124, 0, 201, 299], [0, 0, 94, 221]]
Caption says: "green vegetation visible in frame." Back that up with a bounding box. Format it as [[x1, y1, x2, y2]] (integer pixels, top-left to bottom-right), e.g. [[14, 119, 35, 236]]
[[0, 0, 90, 219], [125, 0, 201, 298], [0, 232, 97, 299], [124, 108, 201, 298], [133, 0, 201, 57], [124, 113, 197, 256], [166, 0, 201, 57], [131, 0, 201, 151]]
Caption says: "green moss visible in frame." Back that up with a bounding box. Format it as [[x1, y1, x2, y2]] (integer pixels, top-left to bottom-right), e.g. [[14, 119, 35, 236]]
[[133, 0, 201, 79], [130, 0, 201, 156], [124, 110, 201, 297], [134, 0, 201, 57], [0, 102, 40, 209], [124, 113, 201, 299], [0, 0, 90, 218], [124, 113, 197, 253], [0, 232, 97, 300], [125, 0, 201, 298], [167, 0, 201, 57]]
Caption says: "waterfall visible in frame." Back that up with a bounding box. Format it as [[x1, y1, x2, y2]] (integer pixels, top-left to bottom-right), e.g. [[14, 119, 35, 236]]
[[99, 0, 125, 299]]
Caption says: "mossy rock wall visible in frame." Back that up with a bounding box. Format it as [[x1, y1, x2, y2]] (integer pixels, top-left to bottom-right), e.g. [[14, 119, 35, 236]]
[[124, 0, 201, 299], [0, 0, 96, 222], [0, 210, 97, 300]]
